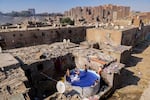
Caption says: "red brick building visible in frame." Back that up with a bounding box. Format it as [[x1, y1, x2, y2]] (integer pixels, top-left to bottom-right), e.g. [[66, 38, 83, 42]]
[[64, 4, 130, 24]]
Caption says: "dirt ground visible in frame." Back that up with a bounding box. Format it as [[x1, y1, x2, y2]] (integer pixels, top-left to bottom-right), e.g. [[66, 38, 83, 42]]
[[108, 40, 150, 100]]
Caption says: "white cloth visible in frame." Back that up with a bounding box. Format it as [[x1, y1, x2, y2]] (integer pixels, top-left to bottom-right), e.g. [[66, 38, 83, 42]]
[[70, 74, 80, 82]]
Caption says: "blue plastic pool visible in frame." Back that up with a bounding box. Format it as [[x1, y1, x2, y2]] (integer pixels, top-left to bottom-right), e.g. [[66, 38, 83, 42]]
[[67, 69, 100, 87]]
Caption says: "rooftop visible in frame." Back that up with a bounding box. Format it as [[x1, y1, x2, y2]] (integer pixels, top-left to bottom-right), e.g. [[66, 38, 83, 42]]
[[94, 25, 136, 31], [5, 42, 115, 65], [0, 25, 86, 33], [0, 53, 19, 68]]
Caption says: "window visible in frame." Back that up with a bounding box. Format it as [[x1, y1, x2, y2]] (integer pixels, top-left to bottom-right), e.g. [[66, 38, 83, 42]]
[[33, 34, 38, 39], [13, 34, 16, 37], [72, 56, 75, 61], [88, 10, 91, 15], [107, 11, 110, 16], [103, 9, 106, 18], [93, 43, 99, 49], [56, 31, 59, 34], [68, 30, 72, 33], [20, 34, 23, 37], [0, 36, 2, 40], [42, 32, 45, 36]]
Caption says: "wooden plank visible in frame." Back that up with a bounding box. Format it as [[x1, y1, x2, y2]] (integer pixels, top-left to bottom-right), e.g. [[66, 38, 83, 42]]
[[90, 58, 106, 65]]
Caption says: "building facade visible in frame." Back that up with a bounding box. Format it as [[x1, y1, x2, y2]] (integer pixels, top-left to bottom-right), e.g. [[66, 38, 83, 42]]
[[64, 4, 130, 24]]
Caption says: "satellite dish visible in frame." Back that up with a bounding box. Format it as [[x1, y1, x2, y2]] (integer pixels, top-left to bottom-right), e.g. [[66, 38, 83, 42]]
[[56, 81, 65, 93]]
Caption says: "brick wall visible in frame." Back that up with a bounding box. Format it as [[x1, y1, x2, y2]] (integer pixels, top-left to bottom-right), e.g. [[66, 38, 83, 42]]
[[0, 26, 87, 49]]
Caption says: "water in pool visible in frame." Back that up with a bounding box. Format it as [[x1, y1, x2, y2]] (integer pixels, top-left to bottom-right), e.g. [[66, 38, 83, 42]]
[[66, 69, 100, 87]]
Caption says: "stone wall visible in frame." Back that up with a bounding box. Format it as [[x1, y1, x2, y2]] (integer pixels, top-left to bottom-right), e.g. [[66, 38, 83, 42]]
[[0, 26, 87, 49], [143, 25, 150, 40], [87, 25, 150, 47], [86, 28, 122, 46], [121, 27, 138, 46], [122, 25, 150, 46], [86, 25, 150, 64]]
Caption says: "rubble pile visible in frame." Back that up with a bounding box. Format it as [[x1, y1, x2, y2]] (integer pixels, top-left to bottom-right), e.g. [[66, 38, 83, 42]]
[[102, 44, 131, 53], [0, 53, 28, 99], [0, 67, 27, 96]]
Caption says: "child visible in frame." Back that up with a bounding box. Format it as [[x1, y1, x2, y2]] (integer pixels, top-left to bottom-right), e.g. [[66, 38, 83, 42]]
[[70, 68, 80, 82], [66, 68, 80, 82]]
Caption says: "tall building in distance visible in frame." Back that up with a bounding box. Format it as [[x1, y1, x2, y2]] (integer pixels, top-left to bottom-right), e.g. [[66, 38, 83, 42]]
[[64, 4, 130, 24], [28, 8, 36, 16]]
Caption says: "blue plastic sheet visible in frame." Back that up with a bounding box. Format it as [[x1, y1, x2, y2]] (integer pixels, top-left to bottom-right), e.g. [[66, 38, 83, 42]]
[[67, 69, 100, 87]]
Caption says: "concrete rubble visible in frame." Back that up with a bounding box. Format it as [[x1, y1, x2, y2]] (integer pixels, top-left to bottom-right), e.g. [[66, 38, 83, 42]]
[[0, 53, 28, 100]]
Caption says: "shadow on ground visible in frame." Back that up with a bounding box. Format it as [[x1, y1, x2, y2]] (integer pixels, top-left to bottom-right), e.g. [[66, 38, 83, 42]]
[[117, 68, 140, 89], [125, 55, 143, 67], [108, 39, 150, 100], [132, 40, 150, 54]]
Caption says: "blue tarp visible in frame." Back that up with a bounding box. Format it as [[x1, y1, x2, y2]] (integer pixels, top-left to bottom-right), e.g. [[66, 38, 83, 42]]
[[67, 69, 100, 87]]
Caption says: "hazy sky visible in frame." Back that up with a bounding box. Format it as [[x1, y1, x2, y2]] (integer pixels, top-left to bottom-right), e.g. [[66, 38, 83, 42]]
[[0, 0, 150, 13]]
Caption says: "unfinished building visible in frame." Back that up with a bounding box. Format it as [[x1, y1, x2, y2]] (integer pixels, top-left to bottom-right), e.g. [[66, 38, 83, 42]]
[[0, 24, 149, 99], [86, 25, 150, 64], [0, 41, 124, 100]]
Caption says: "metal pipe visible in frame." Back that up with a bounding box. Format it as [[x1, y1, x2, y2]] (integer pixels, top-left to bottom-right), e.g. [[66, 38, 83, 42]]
[[40, 72, 57, 82]]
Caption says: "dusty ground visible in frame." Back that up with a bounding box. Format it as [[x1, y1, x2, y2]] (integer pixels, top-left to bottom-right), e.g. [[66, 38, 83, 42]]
[[108, 40, 150, 100]]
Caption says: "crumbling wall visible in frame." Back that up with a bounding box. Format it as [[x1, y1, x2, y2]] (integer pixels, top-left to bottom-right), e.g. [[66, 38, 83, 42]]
[[0, 26, 87, 49], [0, 64, 27, 99], [122, 25, 150, 46], [87, 25, 150, 47], [143, 25, 150, 40], [121, 28, 138, 46], [86, 28, 122, 46], [22, 53, 76, 99]]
